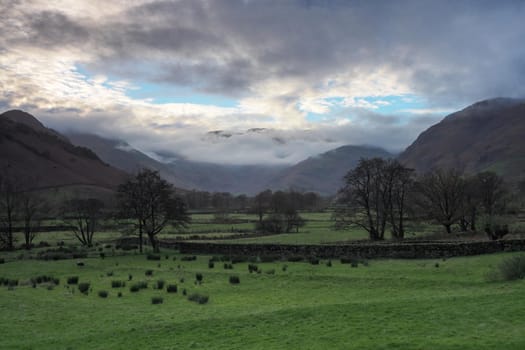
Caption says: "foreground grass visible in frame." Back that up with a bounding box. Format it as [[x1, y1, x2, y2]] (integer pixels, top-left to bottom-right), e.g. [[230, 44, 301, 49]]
[[1, 251, 524, 349]]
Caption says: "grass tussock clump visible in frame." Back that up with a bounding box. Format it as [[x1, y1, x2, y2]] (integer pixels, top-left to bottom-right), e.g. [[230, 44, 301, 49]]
[[188, 293, 209, 304], [248, 264, 259, 273], [130, 281, 148, 292], [145, 269, 153, 276], [166, 284, 178, 293], [0, 278, 19, 287], [488, 255, 525, 281], [151, 296, 164, 304], [78, 282, 90, 295], [195, 273, 203, 283], [67, 276, 78, 284], [156, 280, 165, 289], [111, 280, 126, 288], [98, 290, 109, 298], [31, 275, 59, 286], [229, 275, 240, 284]]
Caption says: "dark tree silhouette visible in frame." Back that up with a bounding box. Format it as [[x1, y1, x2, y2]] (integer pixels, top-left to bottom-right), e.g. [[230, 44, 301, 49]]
[[117, 169, 190, 253], [416, 169, 465, 234], [64, 198, 104, 247]]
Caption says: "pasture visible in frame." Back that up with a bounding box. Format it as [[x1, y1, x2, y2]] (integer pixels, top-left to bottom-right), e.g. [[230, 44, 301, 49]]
[[1, 250, 524, 349]]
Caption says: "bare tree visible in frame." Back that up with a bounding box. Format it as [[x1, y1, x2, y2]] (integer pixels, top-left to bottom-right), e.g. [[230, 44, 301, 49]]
[[416, 169, 465, 234], [476, 172, 508, 239], [64, 198, 104, 247], [0, 171, 20, 250], [117, 169, 190, 253], [20, 193, 43, 249]]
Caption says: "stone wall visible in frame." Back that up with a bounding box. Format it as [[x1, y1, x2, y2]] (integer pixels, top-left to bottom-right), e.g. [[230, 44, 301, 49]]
[[166, 239, 525, 259]]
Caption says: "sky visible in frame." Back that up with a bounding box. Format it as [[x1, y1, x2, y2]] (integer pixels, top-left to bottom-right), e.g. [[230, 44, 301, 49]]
[[1, 0, 525, 165]]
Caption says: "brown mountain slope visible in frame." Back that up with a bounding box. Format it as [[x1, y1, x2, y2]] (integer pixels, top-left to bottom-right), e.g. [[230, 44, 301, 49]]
[[0, 110, 128, 189], [398, 98, 525, 180], [268, 145, 393, 195]]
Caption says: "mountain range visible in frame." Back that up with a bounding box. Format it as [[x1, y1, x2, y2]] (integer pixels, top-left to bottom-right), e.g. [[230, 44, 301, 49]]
[[1, 97, 524, 195]]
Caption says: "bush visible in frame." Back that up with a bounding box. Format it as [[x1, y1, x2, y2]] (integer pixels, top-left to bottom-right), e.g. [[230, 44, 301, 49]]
[[282, 264, 288, 272], [0, 278, 19, 287], [490, 255, 525, 281], [67, 276, 79, 285], [223, 263, 233, 269], [208, 261, 215, 269], [0, 258, 4, 264], [78, 282, 90, 295], [99, 252, 105, 259], [166, 284, 178, 293], [182, 288, 187, 296], [326, 260, 332, 267], [128, 274, 133, 281], [151, 296, 164, 304], [118, 292, 123, 298], [145, 269, 153, 276], [98, 290, 108, 298], [231, 256, 247, 264], [188, 293, 209, 304], [147, 254, 161, 261], [111, 280, 125, 288], [248, 264, 258, 273], [156, 280, 165, 289], [195, 273, 203, 282], [229, 275, 240, 284]]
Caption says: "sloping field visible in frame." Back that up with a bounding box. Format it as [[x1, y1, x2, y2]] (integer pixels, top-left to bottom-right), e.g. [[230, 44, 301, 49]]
[[1, 252, 524, 349]]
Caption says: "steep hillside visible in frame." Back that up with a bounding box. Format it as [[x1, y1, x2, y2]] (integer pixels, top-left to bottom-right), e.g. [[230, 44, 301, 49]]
[[0, 110, 128, 189], [268, 145, 393, 195], [66, 133, 198, 190], [398, 98, 525, 179]]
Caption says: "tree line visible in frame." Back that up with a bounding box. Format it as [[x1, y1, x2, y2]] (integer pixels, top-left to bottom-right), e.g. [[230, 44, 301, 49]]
[[334, 157, 516, 241]]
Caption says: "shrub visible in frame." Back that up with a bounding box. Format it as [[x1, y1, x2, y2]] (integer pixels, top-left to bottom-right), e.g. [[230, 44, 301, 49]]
[[117, 292, 123, 298], [182, 288, 187, 296], [208, 261, 215, 269], [195, 273, 203, 282], [128, 274, 133, 281], [248, 264, 258, 273], [99, 252, 105, 259], [145, 269, 153, 276], [491, 255, 525, 281], [351, 261, 359, 268], [0, 258, 4, 264], [340, 257, 358, 264], [67, 276, 79, 285], [188, 293, 209, 304], [326, 260, 332, 267], [282, 264, 288, 272], [229, 275, 240, 284], [98, 290, 108, 298], [179, 277, 185, 283], [111, 280, 125, 288], [224, 263, 233, 269], [78, 282, 90, 295], [166, 284, 178, 293], [151, 296, 164, 304], [231, 256, 247, 264], [156, 280, 165, 289], [146, 254, 160, 261]]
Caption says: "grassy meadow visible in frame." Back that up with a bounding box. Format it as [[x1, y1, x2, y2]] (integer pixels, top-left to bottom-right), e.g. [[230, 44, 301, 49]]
[[1, 250, 525, 349]]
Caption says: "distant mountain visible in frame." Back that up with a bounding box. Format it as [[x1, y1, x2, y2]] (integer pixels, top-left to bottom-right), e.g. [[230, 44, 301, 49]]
[[398, 98, 525, 180], [0, 110, 127, 189], [268, 145, 393, 195], [66, 133, 198, 190]]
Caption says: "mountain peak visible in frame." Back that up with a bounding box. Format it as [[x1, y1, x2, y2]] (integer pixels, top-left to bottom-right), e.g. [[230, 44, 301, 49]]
[[0, 109, 45, 130]]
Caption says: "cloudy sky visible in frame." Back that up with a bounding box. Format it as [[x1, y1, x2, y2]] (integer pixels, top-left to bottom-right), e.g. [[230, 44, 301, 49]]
[[1, 0, 525, 165]]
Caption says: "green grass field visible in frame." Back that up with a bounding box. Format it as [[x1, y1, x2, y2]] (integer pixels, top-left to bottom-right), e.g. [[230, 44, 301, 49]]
[[1, 251, 524, 349]]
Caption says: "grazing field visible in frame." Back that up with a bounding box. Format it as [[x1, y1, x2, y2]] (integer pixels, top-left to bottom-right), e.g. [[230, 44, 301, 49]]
[[1, 251, 524, 349]]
